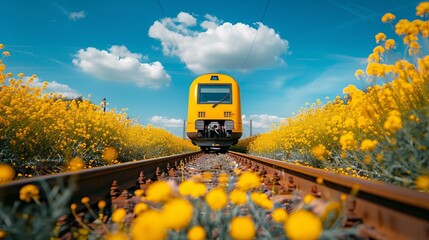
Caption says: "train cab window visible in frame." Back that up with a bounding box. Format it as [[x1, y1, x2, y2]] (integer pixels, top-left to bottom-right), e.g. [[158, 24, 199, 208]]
[[198, 84, 232, 104]]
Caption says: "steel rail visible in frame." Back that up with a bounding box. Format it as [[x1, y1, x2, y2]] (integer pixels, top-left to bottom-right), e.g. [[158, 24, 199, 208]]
[[229, 151, 429, 240], [0, 151, 201, 206]]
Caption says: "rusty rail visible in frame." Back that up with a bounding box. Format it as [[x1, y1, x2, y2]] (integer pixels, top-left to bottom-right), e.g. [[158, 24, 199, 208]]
[[0, 151, 201, 206], [229, 151, 429, 240]]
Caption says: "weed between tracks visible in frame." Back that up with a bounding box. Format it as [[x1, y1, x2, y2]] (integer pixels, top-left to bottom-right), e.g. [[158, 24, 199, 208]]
[[0, 155, 361, 240]]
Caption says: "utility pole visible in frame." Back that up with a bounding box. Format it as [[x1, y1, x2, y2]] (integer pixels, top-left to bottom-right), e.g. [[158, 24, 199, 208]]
[[183, 120, 186, 139], [250, 120, 252, 137]]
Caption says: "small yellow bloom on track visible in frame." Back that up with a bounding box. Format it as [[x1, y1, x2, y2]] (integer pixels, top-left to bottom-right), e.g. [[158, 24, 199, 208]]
[[205, 188, 228, 211], [146, 180, 172, 203], [161, 198, 193, 231], [19, 184, 40, 202], [230, 216, 255, 240], [187, 226, 206, 240], [272, 208, 288, 223], [284, 210, 322, 240], [112, 208, 127, 223]]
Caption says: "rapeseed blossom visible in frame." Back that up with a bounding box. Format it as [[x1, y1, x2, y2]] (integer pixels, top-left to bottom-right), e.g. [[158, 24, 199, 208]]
[[132, 210, 167, 240], [111, 208, 127, 223], [145, 180, 172, 203], [0, 163, 15, 182], [284, 210, 322, 240], [272, 208, 288, 223], [205, 188, 228, 211], [187, 226, 206, 240], [229, 189, 247, 206], [161, 198, 193, 231], [19, 184, 40, 202], [237, 171, 261, 191], [229, 216, 255, 240]]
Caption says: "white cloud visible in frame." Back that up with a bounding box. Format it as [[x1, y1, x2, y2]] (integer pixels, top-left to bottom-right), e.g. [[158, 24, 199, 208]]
[[72, 45, 171, 88], [148, 12, 288, 74], [29, 78, 81, 99], [177, 12, 197, 26], [150, 116, 183, 128], [242, 114, 284, 129], [69, 11, 85, 21]]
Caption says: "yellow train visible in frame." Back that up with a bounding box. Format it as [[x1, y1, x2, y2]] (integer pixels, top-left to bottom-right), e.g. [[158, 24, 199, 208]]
[[186, 73, 242, 153]]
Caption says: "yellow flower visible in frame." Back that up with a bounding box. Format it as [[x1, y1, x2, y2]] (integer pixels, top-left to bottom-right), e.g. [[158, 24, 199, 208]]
[[311, 144, 326, 160], [303, 194, 316, 204], [230, 189, 247, 206], [250, 192, 273, 210], [98, 200, 106, 209], [218, 172, 229, 184], [272, 208, 288, 223], [205, 188, 228, 211], [134, 189, 144, 197], [0, 43, 4, 49], [146, 180, 172, 203], [383, 111, 402, 133], [112, 208, 127, 223], [416, 2, 429, 16], [414, 175, 429, 191], [187, 226, 206, 240], [161, 198, 193, 231], [237, 171, 261, 191], [68, 157, 85, 171], [71, 203, 77, 210], [381, 12, 396, 23], [134, 202, 148, 216], [202, 171, 212, 180], [360, 139, 378, 152], [2, 51, 10, 57], [81, 197, 90, 204], [375, 32, 386, 43], [191, 182, 207, 198], [339, 132, 357, 151], [19, 184, 40, 202], [0, 163, 15, 183], [230, 216, 255, 240], [179, 180, 195, 196], [354, 69, 364, 79], [102, 147, 118, 162], [385, 39, 396, 50], [132, 210, 167, 240], [104, 231, 128, 240], [284, 210, 322, 240]]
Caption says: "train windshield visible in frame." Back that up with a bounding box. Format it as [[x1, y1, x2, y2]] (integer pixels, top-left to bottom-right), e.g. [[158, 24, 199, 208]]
[[198, 84, 232, 104]]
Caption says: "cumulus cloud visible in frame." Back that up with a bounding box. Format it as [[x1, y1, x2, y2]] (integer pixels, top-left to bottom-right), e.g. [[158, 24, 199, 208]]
[[29, 77, 81, 99], [242, 114, 284, 129], [72, 45, 171, 88], [149, 12, 288, 74], [150, 116, 183, 128], [69, 11, 85, 21]]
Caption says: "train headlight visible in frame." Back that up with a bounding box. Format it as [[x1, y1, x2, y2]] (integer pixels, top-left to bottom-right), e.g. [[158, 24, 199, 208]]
[[225, 120, 234, 130], [195, 120, 204, 130]]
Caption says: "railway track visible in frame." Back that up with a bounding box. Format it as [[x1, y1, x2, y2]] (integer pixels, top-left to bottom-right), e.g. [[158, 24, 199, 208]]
[[229, 152, 429, 240], [0, 151, 428, 239]]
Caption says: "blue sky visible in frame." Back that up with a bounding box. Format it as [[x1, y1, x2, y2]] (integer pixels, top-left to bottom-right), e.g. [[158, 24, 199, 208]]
[[1, 0, 420, 137]]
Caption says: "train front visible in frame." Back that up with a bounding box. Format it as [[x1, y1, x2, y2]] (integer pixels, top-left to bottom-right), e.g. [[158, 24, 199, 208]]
[[186, 74, 242, 153]]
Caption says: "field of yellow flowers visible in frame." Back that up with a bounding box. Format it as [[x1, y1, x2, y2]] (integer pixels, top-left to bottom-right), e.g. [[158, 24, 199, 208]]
[[0, 47, 197, 180], [250, 3, 429, 191]]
